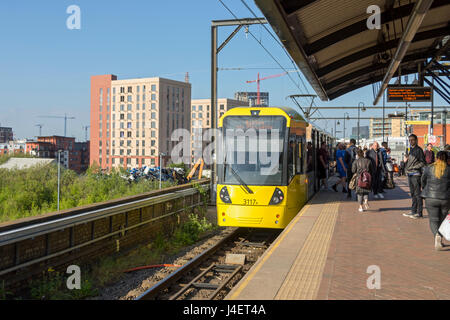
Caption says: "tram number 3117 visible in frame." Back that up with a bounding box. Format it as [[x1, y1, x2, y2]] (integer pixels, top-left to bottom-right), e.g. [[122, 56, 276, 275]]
[[243, 199, 258, 205]]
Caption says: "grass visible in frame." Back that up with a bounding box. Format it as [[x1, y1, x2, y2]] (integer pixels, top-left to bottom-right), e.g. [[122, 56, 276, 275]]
[[25, 212, 216, 300], [0, 163, 175, 223]]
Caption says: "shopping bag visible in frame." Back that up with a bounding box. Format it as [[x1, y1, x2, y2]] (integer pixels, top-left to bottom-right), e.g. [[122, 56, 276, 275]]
[[438, 214, 450, 241], [349, 173, 358, 190]]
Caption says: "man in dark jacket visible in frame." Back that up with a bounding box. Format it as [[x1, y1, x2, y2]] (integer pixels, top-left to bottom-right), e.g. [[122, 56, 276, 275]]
[[367, 142, 386, 199], [345, 139, 357, 199], [403, 134, 426, 219]]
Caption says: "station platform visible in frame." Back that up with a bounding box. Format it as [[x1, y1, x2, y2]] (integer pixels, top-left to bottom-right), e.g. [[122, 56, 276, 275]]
[[227, 177, 450, 300]]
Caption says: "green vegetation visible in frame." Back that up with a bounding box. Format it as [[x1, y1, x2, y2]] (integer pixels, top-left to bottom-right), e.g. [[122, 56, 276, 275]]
[[0, 163, 175, 223], [29, 271, 98, 300]]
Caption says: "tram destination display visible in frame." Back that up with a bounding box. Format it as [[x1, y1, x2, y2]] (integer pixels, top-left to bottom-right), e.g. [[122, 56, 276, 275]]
[[387, 86, 432, 102]]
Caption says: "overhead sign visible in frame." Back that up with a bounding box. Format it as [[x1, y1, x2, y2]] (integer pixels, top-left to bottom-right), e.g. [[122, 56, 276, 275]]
[[387, 86, 432, 102], [405, 120, 430, 125]]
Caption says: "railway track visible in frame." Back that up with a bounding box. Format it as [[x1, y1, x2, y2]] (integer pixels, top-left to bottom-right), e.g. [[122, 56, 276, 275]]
[[136, 227, 281, 300]]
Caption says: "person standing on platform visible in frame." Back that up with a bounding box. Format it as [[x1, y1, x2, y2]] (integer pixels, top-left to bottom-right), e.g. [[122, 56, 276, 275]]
[[421, 151, 449, 250], [332, 143, 348, 193], [403, 134, 426, 219], [367, 142, 386, 199], [352, 148, 373, 212], [318, 141, 329, 190], [424, 143, 435, 165], [345, 139, 357, 199]]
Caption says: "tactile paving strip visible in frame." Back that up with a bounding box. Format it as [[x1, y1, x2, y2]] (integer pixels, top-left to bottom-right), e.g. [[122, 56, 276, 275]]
[[275, 200, 340, 299]]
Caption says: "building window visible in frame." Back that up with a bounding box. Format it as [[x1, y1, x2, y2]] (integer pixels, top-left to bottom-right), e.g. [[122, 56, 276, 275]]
[[120, 114, 125, 120], [137, 86, 140, 92], [151, 121, 156, 128], [151, 140, 156, 146], [120, 104, 124, 111], [127, 113, 132, 120], [151, 84, 156, 91], [143, 94, 146, 100], [151, 112, 156, 119], [127, 122, 132, 129], [120, 96, 125, 102], [120, 131, 124, 138], [151, 103, 156, 110], [151, 131, 156, 138], [128, 86, 132, 93], [127, 132, 132, 138], [151, 94, 156, 100], [198, 105, 203, 111], [120, 87, 125, 93]]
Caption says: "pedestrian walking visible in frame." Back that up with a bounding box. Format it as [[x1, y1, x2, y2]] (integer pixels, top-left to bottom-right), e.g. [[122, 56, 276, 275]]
[[424, 143, 435, 165], [384, 148, 395, 189], [403, 134, 426, 219], [421, 151, 449, 250], [345, 139, 357, 199], [352, 149, 373, 212], [367, 142, 386, 199], [332, 143, 348, 193]]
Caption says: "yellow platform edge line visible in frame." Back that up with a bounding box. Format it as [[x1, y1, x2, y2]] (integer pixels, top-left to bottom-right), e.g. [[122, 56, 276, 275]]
[[227, 193, 321, 300], [274, 200, 340, 299]]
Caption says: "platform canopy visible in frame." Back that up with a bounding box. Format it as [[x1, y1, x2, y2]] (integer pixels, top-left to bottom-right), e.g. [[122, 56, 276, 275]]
[[254, 0, 450, 102]]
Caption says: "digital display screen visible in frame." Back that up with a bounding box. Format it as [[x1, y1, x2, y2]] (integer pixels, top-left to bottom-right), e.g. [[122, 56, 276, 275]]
[[387, 86, 432, 102]]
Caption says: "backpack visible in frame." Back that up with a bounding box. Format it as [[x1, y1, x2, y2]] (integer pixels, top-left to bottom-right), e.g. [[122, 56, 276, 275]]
[[358, 169, 372, 189]]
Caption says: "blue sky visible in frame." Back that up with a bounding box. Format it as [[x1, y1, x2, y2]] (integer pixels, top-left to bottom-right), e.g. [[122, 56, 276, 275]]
[[0, 1, 445, 141]]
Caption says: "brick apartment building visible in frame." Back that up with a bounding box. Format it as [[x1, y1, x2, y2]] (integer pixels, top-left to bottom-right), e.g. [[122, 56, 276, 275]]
[[90, 75, 191, 171], [25, 136, 89, 173]]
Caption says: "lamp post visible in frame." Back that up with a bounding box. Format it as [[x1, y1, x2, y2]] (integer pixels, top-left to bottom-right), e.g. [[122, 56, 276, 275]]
[[57, 150, 62, 211], [358, 102, 366, 146], [159, 152, 166, 189], [343, 112, 350, 141]]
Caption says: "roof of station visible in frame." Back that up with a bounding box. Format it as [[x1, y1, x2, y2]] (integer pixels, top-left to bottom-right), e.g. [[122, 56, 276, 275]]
[[254, 0, 450, 101]]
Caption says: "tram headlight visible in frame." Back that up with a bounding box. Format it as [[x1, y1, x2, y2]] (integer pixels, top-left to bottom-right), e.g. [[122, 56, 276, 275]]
[[219, 186, 232, 204], [269, 188, 284, 205]]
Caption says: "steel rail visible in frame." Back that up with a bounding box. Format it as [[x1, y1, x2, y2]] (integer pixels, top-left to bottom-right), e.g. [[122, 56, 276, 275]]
[[136, 228, 241, 300], [0, 184, 208, 246]]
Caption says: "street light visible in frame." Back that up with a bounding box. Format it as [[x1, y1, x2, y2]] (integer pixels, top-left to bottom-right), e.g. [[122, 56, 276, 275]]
[[159, 152, 166, 189], [57, 150, 62, 211], [358, 102, 366, 146], [343, 112, 350, 141]]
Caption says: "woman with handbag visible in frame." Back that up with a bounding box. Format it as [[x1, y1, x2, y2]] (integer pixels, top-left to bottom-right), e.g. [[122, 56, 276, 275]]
[[421, 151, 450, 251], [352, 149, 373, 212]]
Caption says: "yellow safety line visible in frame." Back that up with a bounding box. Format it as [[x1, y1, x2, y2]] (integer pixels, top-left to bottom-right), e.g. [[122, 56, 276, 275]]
[[275, 200, 339, 299], [228, 193, 319, 300]]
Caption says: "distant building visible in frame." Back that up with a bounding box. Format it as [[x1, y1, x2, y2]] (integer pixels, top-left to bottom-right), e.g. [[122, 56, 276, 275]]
[[0, 127, 13, 143], [235, 92, 269, 107], [190, 98, 249, 162], [0, 139, 27, 155], [90, 74, 192, 170], [25, 136, 89, 173], [369, 113, 405, 139], [351, 126, 369, 139]]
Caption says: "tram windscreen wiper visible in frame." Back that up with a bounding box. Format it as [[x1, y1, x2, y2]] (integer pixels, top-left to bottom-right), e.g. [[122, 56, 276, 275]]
[[224, 162, 254, 194]]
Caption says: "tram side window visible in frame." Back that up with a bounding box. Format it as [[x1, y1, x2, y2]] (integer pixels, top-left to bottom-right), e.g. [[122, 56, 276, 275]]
[[296, 137, 304, 174], [306, 141, 313, 172], [288, 139, 296, 181]]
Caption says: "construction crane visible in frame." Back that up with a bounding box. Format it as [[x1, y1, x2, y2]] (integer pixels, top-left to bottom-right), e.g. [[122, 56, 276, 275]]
[[35, 124, 43, 136], [246, 72, 291, 105], [38, 114, 75, 137], [82, 125, 90, 142]]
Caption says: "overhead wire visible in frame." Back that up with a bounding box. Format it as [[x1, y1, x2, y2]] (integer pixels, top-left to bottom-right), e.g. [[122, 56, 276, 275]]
[[238, 0, 327, 125]]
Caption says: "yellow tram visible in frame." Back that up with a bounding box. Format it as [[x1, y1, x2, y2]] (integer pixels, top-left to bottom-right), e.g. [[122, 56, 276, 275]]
[[216, 106, 311, 229]]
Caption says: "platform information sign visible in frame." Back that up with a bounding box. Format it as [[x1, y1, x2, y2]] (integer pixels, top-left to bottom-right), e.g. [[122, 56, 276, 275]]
[[387, 86, 432, 102]]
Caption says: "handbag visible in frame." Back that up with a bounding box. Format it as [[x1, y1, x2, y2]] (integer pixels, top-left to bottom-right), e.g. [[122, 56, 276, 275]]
[[438, 214, 450, 241], [349, 173, 358, 190]]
